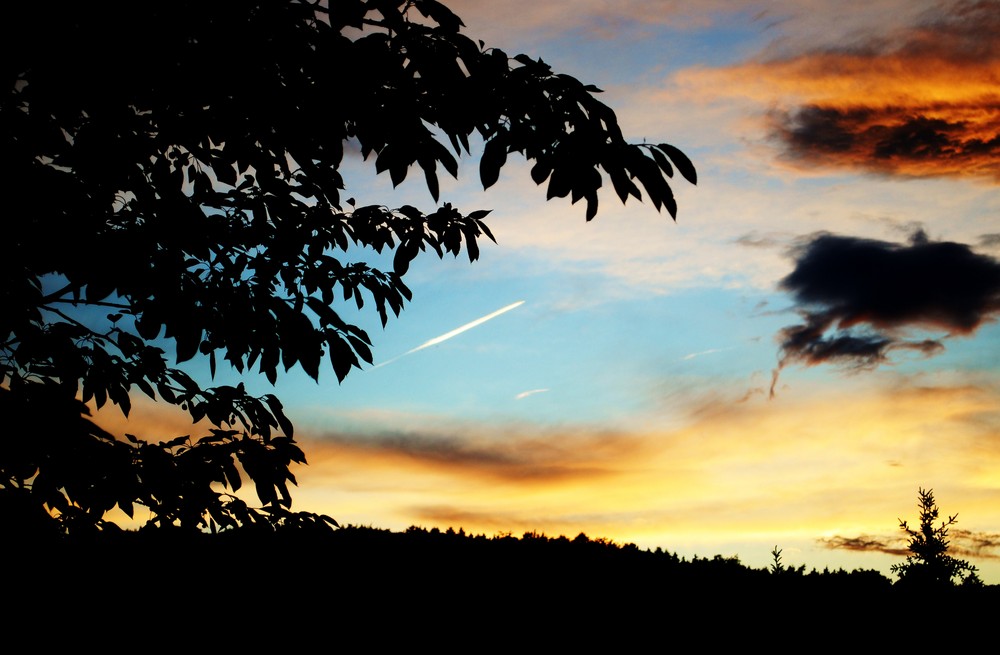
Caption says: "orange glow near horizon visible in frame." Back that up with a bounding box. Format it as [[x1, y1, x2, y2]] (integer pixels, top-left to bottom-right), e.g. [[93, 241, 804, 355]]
[[271, 378, 1000, 578], [87, 377, 1000, 575]]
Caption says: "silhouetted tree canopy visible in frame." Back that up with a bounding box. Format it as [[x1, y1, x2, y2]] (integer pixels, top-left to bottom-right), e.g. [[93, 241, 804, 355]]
[[1, 0, 694, 535]]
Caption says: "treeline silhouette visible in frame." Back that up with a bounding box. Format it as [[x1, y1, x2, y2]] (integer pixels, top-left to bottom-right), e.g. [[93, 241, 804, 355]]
[[11, 523, 995, 639]]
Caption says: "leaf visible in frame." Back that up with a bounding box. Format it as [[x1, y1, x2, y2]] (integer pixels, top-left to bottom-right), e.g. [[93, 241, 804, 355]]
[[585, 190, 598, 222], [347, 335, 373, 365], [389, 162, 408, 188], [657, 143, 697, 185], [478, 220, 496, 244], [465, 228, 480, 262], [435, 143, 459, 179], [164, 435, 190, 449], [530, 160, 551, 185], [135, 312, 162, 340], [415, 0, 465, 32], [393, 240, 419, 276], [264, 394, 294, 438], [156, 382, 177, 404], [329, 338, 356, 383], [419, 157, 440, 201], [215, 161, 237, 187], [546, 168, 571, 200], [173, 325, 202, 364], [108, 383, 132, 416], [255, 480, 277, 507], [648, 146, 674, 179], [607, 164, 641, 204], [276, 480, 292, 507], [480, 133, 507, 190], [300, 343, 321, 381], [398, 205, 422, 221], [224, 460, 242, 492]]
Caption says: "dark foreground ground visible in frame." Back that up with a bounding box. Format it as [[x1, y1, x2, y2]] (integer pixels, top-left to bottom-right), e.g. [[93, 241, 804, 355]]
[[6, 525, 996, 646]]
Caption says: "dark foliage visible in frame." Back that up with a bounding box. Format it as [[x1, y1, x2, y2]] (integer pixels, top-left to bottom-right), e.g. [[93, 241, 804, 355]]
[[1, 1, 694, 535]]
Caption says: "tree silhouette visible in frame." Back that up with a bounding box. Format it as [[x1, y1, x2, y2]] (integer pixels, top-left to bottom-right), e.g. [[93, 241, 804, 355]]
[[1, 1, 695, 535], [890, 488, 981, 588]]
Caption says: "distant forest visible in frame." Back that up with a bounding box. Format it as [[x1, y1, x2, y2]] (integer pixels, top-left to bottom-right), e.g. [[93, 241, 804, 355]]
[[12, 524, 996, 636]]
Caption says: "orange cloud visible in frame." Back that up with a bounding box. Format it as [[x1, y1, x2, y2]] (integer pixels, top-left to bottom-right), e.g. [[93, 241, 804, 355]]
[[684, 0, 1000, 181], [772, 100, 1000, 181], [299, 427, 653, 485]]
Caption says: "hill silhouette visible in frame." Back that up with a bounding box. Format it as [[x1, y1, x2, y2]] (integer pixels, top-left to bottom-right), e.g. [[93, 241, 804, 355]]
[[8, 524, 996, 645]]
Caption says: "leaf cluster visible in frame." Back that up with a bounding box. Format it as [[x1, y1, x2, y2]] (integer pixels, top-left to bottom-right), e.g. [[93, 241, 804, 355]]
[[1, 0, 693, 534]]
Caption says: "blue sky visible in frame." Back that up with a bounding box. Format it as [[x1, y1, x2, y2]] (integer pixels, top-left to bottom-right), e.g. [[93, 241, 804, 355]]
[[102, 0, 1000, 580]]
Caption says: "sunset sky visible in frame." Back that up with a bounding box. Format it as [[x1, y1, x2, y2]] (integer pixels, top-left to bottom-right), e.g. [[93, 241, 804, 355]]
[[105, 0, 1000, 580]]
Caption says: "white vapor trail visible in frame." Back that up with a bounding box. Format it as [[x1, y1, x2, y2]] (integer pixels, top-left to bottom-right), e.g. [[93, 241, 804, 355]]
[[373, 300, 525, 368], [681, 346, 734, 361]]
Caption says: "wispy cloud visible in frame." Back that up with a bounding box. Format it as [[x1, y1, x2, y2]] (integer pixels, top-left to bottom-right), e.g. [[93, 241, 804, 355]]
[[374, 301, 525, 368], [953, 529, 1000, 560], [820, 529, 1000, 561], [515, 388, 550, 399], [979, 233, 1000, 249], [450, 0, 945, 49], [817, 534, 908, 556]]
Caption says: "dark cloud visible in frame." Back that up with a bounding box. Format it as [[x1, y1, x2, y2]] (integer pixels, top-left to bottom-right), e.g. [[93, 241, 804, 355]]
[[782, 230, 1000, 332], [774, 104, 1000, 181], [771, 231, 1000, 395], [767, 0, 1000, 181]]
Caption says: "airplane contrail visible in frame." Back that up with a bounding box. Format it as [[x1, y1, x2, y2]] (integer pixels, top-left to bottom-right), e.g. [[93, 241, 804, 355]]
[[373, 300, 525, 368], [682, 346, 734, 361]]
